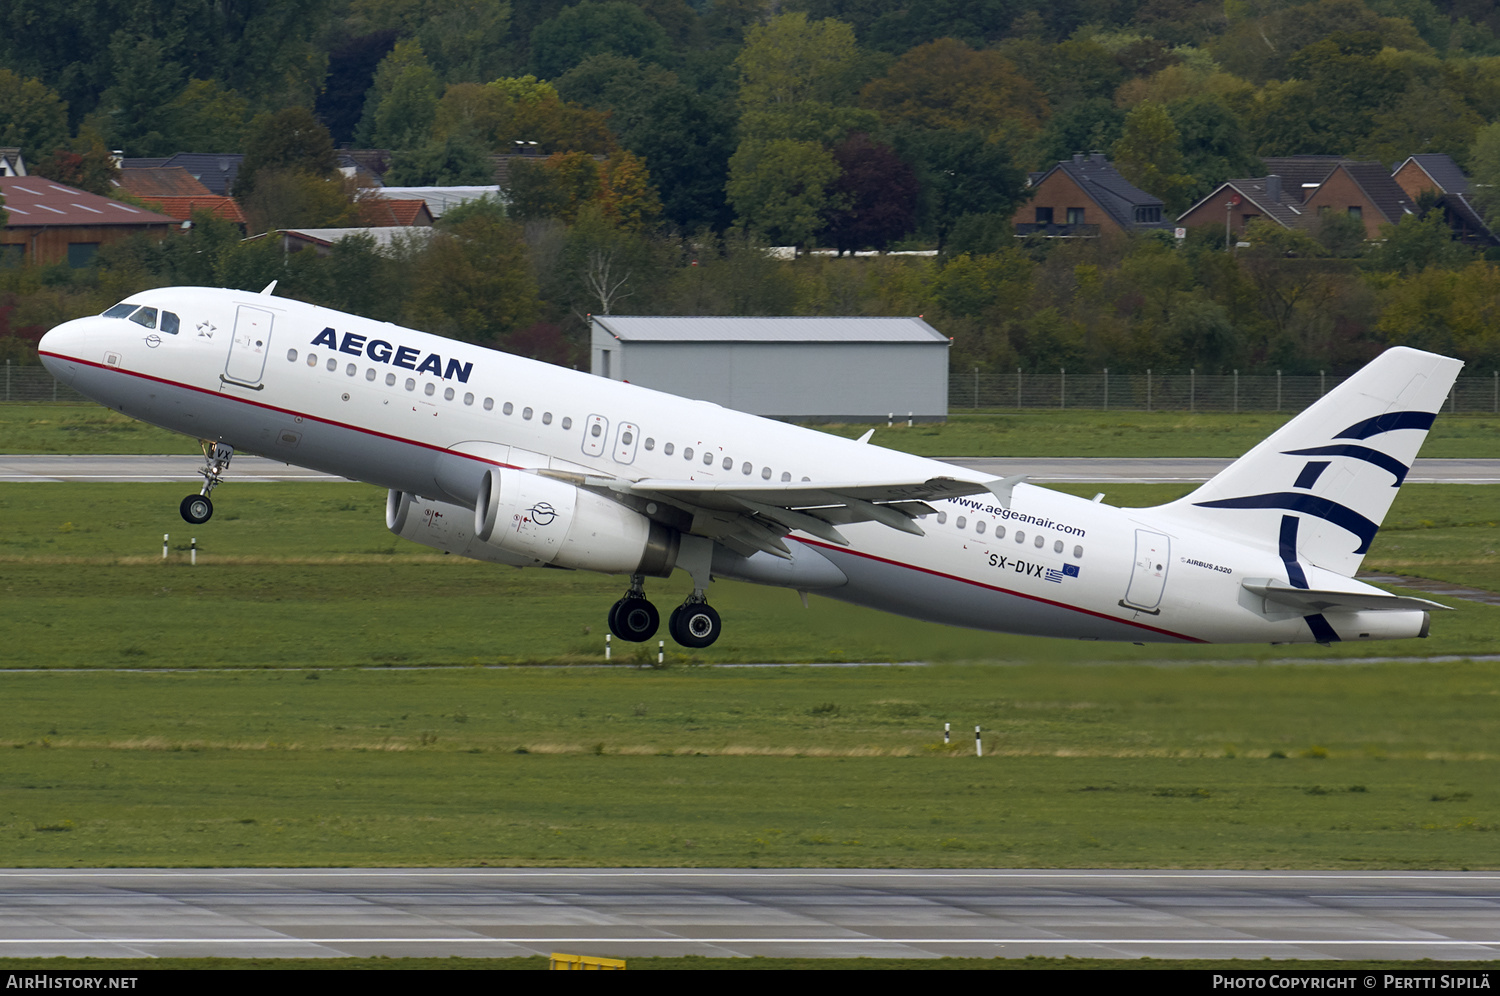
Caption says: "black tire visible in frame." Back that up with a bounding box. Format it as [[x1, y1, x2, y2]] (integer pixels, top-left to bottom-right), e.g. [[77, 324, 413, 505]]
[[613, 598, 659, 642], [669, 602, 721, 649], [180, 494, 213, 524]]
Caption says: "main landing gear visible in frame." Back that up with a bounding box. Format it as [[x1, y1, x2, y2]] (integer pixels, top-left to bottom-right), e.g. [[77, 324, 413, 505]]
[[180, 441, 233, 524], [606, 574, 723, 649]]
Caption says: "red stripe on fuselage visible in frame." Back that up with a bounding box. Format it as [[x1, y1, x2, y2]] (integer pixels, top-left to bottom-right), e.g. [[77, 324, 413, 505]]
[[794, 537, 1204, 642], [40, 350, 518, 470]]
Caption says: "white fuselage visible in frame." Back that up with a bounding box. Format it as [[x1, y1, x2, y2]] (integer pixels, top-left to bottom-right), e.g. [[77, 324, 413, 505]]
[[38, 286, 1427, 646]]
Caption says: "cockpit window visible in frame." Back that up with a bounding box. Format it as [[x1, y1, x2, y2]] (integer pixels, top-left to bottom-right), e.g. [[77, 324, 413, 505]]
[[128, 307, 158, 329], [161, 311, 180, 335], [103, 304, 136, 318]]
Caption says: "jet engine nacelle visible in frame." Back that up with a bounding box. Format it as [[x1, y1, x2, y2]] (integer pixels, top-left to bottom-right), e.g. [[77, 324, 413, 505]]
[[473, 467, 678, 576], [386, 489, 535, 566]]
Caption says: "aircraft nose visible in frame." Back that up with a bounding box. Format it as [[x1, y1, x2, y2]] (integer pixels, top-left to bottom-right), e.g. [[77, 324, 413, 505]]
[[38, 318, 88, 386]]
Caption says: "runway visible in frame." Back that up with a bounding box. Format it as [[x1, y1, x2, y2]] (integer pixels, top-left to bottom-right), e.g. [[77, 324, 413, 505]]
[[1, 454, 1497, 484], [2, 869, 1498, 961]]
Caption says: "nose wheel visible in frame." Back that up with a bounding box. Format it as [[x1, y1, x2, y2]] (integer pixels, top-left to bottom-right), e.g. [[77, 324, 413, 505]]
[[179, 494, 213, 524], [180, 441, 233, 524]]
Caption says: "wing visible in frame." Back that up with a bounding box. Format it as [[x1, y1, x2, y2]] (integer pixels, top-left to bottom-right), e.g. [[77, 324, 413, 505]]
[[550, 472, 1027, 560]]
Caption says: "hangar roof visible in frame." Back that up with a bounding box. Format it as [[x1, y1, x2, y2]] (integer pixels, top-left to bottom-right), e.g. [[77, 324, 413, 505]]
[[594, 316, 948, 344], [0, 177, 176, 227]]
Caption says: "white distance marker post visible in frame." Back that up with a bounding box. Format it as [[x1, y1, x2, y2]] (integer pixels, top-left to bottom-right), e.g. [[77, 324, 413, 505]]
[[975, 725, 982, 758], [605, 634, 611, 662], [190, 537, 196, 566], [944, 722, 950, 744], [162, 534, 168, 560], [658, 640, 664, 666]]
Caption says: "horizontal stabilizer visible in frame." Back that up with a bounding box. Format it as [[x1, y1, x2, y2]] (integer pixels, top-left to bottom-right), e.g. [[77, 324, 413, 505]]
[[1242, 579, 1450, 614]]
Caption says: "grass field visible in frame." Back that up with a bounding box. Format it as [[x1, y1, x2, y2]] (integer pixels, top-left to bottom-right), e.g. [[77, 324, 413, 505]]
[[5, 402, 1500, 458], [0, 479, 1496, 870], [0, 481, 1495, 665], [2, 662, 1499, 868], [0, 410, 1496, 877]]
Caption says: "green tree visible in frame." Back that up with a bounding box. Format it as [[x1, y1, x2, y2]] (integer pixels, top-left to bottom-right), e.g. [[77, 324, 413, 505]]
[[1466, 121, 1500, 224], [235, 108, 340, 199], [241, 170, 360, 235], [32, 130, 119, 196], [90, 33, 187, 156], [386, 132, 495, 185], [1366, 211, 1472, 274], [0, 70, 68, 160], [860, 39, 1048, 147], [1111, 101, 1194, 214], [159, 79, 253, 154], [530, 1, 672, 80], [406, 210, 537, 344], [736, 12, 861, 108], [892, 128, 1026, 250], [355, 38, 441, 150], [725, 138, 841, 247]]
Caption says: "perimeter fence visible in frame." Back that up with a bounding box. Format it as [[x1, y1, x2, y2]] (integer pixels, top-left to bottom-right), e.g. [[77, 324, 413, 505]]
[[950, 370, 1500, 414], [6, 360, 1500, 415], [3, 362, 87, 402]]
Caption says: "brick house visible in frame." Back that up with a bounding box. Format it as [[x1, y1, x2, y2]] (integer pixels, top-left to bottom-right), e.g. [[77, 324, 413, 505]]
[[1013, 153, 1171, 238], [1178, 157, 1416, 239], [1391, 153, 1496, 246]]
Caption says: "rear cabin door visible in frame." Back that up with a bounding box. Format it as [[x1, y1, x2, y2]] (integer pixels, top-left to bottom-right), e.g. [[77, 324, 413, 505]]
[[1122, 528, 1170, 613]]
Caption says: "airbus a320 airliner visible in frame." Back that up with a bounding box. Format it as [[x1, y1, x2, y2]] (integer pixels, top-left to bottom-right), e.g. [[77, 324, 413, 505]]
[[39, 284, 1460, 649]]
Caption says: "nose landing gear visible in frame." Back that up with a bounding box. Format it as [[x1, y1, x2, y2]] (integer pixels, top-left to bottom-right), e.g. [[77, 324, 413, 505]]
[[180, 441, 233, 524]]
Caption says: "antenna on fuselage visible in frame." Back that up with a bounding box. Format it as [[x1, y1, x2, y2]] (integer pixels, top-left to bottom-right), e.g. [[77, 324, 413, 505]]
[[259, 280, 278, 296]]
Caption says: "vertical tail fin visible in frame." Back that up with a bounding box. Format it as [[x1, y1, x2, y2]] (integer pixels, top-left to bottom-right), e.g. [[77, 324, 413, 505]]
[[1159, 347, 1463, 578]]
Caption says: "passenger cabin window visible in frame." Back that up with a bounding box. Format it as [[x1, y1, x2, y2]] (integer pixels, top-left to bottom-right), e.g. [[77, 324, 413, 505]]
[[562, 417, 573, 430], [503, 402, 514, 415], [975, 520, 985, 534], [956, 516, 966, 530], [664, 442, 674, 455], [683, 447, 694, 460]]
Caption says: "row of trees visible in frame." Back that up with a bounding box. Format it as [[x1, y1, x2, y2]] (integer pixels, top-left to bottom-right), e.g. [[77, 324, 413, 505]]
[[12, 2, 1500, 249], [3, 199, 1498, 376]]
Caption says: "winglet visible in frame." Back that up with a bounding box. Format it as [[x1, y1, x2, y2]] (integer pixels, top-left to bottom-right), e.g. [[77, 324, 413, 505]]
[[985, 474, 1028, 509], [259, 280, 278, 296]]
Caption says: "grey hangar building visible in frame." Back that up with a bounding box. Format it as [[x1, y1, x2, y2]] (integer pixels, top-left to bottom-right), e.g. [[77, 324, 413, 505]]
[[588, 316, 950, 423]]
